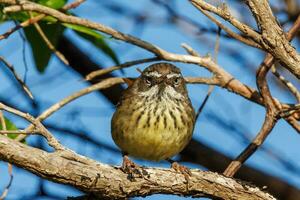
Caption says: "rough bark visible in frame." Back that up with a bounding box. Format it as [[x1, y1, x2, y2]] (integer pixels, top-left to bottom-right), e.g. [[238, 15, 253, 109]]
[[247, 0, 300, 79], [0, 135, 275, 200], [181, 140, 300, 200]]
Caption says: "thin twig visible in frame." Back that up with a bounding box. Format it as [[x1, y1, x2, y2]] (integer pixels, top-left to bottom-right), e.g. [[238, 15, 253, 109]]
[[26, 76, 217, 123], [0, 111, 7, 130], [181, 43, 201, 57], [85, 57, 159, 81], [30, 13, 69, 65], [0, 103, 65, 150], [191, 2, 262, 49], [13, 76, 217, 142], [196, 27, 221, 120], [62, 0, 86, 10], [271, 65, 300, 102], [280, 104, 300, 118], [0, 163, 13, 200], [0, 111, 13, 200], [0, 14, 45, 41], [190, 0, 262, 44], [0, 129, 37, 135], [0, 0, 86, 41], [0, 56, 34, 99], [25, 0, 87, 66]]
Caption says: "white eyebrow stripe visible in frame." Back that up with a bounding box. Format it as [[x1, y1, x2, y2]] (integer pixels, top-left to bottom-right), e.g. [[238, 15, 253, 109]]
[[144, 71, 162, 77], [166, 73, 181, 78]]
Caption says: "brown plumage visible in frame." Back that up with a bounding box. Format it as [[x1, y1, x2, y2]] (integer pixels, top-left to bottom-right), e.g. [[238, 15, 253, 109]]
[[111, 63, 195, 161]]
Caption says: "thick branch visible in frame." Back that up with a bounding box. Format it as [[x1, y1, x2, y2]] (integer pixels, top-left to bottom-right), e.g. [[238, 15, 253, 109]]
[[246, 0, 300, 78], [0, 135, 276, 200]]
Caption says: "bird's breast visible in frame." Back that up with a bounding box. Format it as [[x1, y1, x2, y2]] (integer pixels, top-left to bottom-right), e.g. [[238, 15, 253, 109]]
[[111, 98, 194, 161]]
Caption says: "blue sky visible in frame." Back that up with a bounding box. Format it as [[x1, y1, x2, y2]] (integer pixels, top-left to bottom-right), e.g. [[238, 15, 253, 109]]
[[0, 0, 300, 199]]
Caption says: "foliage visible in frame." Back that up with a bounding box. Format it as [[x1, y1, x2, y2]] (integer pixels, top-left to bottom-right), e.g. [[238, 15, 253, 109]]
[[1, 0, 119, 72], [0, 117, 26, 143]]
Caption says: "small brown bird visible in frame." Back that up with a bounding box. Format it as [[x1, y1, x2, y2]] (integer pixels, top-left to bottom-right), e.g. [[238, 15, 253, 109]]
[[111, 63, 195, 176]]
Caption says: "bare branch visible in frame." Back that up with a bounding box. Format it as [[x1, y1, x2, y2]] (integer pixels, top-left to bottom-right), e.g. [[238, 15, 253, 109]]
[[85, 57, 160, 81], [246, 0, 300, 78], [0, 135, 276, 200], [190, 1, 262, 49], [0, 130, 36, 135], [0, 111, 13, 200], [224, 54, 279, 177], [0, 56, 33, 99], [190, 0, 262, 44], [271, 65, 300, 102], [31, 15, 69, 65], [62, 0, 86, 10], [0, 0, 85, 41], [181, 43, 201, 57], [190, 0, 300, 78], [0, 102, 65, 150], [223, 10, 300, 177]]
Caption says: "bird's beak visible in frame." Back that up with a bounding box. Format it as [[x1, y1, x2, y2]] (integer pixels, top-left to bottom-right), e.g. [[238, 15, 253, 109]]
[[157, 81, 166, 97]]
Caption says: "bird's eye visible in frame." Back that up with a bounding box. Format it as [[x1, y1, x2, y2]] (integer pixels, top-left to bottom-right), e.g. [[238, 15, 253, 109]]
[[174, 78, 180, 86], [145, 77, 152, 86]]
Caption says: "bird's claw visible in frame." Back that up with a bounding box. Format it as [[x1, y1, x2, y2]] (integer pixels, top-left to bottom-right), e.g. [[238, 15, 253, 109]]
[[171, 162, 192, 183], [121, 155, 148, 181]]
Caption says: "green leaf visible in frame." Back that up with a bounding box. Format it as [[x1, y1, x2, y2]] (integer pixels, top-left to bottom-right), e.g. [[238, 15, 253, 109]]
[[63, 23, 120, 65], [24, 22, 65, 73], [1, 11, 30, 22], [0, 118, 18, 131], [0, 0, 66, 22], [0, 4, 6, 22], [37, 0, 67, 9], [0, 117, 26, 143]]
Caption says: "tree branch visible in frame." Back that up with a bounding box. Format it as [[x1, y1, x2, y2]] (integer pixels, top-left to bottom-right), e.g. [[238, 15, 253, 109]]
[[246, 0, 300, 78], [223, 6, 300, 176], [223, 55, 279, 177], [190, 0, 262, 49], [0, 56, 33, 99], [0, 135, 276, 200]]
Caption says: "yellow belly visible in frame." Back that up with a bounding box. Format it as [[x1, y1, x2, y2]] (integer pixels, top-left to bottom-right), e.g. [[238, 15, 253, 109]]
[[115, 127, 191, 161], [111, 100, 194, 161]]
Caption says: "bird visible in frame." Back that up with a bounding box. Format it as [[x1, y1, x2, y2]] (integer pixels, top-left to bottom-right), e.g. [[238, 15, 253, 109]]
[[111, 62, 195, 178]]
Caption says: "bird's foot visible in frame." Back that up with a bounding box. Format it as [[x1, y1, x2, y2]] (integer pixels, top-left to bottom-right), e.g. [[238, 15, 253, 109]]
[[121, 155, 148, 181], [167, 159, 191, 185], [171, 162, 192, 177]]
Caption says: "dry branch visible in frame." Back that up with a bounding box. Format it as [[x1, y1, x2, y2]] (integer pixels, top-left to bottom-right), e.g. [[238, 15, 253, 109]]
[[0, 0, 85, 41], [0, 102, 64, 150], [0, 135, 276, 200], [224, 54, 279, 177], [1, 0, 299, 111], [190, 0, 262, 49], [191, 0, 300, 79], [190, 0, 262, 46], [246, 0, 300, 78], [1, 0, 297, 108], [0, 56, 33, 99], [0, 1, 299, 198], [224, 4, 300, 176]]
